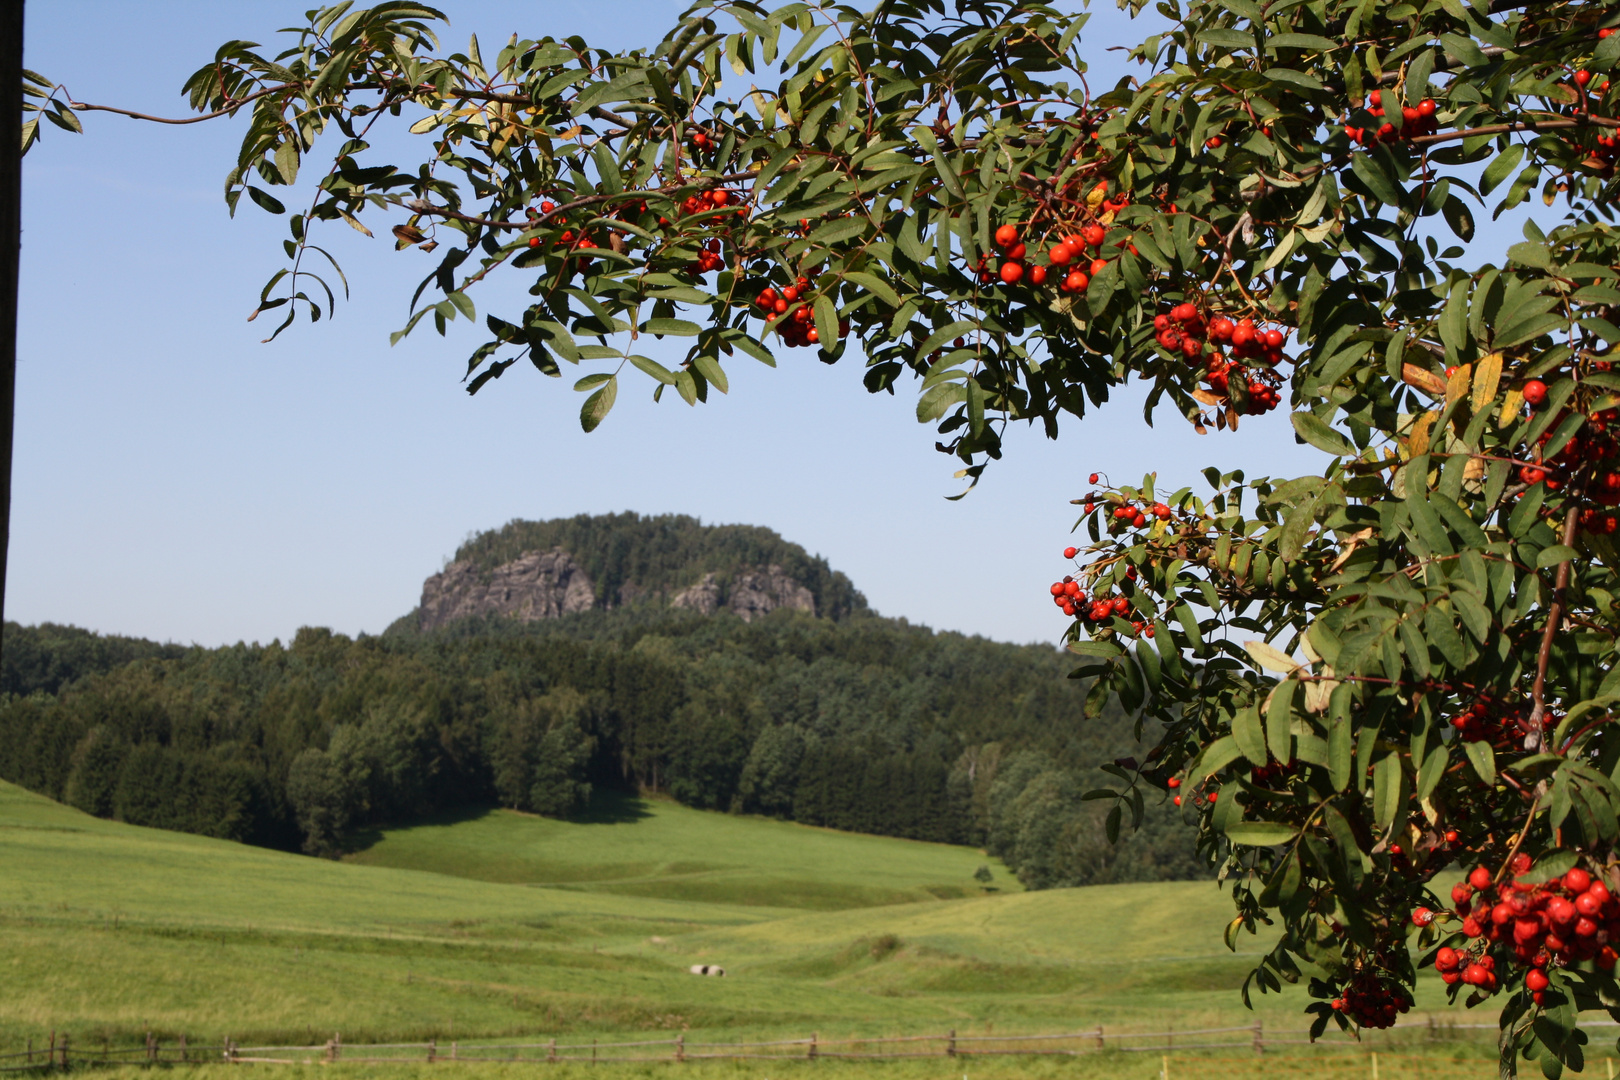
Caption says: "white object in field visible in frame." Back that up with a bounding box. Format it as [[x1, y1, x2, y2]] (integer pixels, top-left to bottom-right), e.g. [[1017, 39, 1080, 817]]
[[687, 964, 726, 976]]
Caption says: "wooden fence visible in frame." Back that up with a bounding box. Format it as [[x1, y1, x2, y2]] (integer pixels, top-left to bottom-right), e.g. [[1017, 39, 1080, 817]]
[[3, 1019, 1618, 1070]]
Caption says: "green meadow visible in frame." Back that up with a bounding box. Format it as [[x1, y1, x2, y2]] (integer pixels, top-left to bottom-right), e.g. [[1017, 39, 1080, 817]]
[[0, 778, 1537, 1075]]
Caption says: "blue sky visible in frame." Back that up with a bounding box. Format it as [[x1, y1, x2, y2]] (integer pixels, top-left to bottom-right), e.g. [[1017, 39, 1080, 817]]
[[13, 0, 1327, 647]]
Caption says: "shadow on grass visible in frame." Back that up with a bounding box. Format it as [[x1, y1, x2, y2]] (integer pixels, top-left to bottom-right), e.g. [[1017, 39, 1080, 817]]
[[572, 788, 654, 825], [341, 790, 653, 855]]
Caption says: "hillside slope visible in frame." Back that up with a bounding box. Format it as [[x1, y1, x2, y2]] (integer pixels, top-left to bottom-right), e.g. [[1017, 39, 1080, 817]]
[[0, 779, 1337, 1052]]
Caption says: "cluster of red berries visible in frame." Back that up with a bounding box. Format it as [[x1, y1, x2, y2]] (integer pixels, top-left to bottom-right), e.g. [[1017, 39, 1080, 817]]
[[1153, 304, 1289, 414], [1452, 697, 1525, 743], [1513, 392, 1620, 534], [1250, 760, 1297, 787], [753, 276, 848, 348], [1344, 90, 1439, 147], [1439, 858, 1619, 1006], [690, 239, 726, 274], [1108, 501, 1171, 529], [679, 187, 746, 218], [983, 193, 1132, 290], [1167, 777, 1215, 808], [1329, 969, 1414, 1029]]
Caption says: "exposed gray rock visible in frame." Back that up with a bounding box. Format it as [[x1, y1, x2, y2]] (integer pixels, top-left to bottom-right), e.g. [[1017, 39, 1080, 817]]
[[419, 548, 595, 632], [671, 565, 815, 622]]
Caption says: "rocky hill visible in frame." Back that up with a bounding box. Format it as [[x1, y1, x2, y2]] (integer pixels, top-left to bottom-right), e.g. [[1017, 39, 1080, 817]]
[[410, 513, 864, 633]]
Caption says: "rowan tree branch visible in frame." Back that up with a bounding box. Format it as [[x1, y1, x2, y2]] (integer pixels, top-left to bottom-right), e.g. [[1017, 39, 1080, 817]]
[[1527, 503, 1581, 744]]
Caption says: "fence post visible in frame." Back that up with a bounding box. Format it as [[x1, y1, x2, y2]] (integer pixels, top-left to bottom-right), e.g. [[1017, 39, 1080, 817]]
[[60, 1032, 69, 1069], [674, 1035, 684, 1063], [26, 1037, 31, 1065], [452, 1042, 458, 1061], [946, 1029, 956, 1058], [428, 1039, 437, 1064], [326, 1033, 341, 1064], [592, 1039, 598, 1065], [1094, 1026, 1104, 1050], [1253, 1020, 1264, 1055], [550, 1038, 558, 1064], [808, 1032, 818, 1060]]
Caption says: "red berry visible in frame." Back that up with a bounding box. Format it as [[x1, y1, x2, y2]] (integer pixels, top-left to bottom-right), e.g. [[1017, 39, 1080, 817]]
[[1411, 907, 1434, 926], [1576, 69, 1594, 88], [1030, 265, 1047, 286], [1526, 969, 1549, 992], [994, 224, 1020, 248], [1063, 546, 1078, 559], [1469, 866, 1493, 891], [1048, 244, 1073, 266], [1167, 777, 1181, 789], [1207, 791, 1218, 803], [1418, 99, 1436, 118], [1088, 473, 1099, 484], [1565, 868, 1592, 893], [999, 261, 1025, 284], [1522, 380, 1548, 406], [1090, 258, 1109, 276], [1205, 135, 1222, 149], [1172, 795, 1181, 806], [1444, 830, 1459, 844]]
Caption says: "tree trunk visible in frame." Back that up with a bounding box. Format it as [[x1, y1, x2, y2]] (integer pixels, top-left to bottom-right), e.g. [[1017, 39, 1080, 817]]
[[0, 1, 21, 663]]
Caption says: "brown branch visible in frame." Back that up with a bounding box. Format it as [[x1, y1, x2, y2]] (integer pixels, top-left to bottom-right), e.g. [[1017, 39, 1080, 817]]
[[1409, 114, 1620, 148], [66, 83, 296, 124], [1528, 503, 1581, 745], [404, 168, 764, 231]]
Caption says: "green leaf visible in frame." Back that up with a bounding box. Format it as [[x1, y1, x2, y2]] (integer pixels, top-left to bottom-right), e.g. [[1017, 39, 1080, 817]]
[[1372, 752, 1402, 831], [643, 318, 701, 336], [843, 270, 902, 307], [1291, 412, 1355, 456], [691, 354, 729, 393], [1537, 545, 1578, 569], [1266, 681, 1296, 765], [1480, 144, 1525, 196], [1464, 739, 1496, 784], [1417, 744, 1449, 801], [814, 295, 840, 351], [1233, 704, 1267, 768], [1328, 715, 1352, 792], [579, 375, 618, 432], [1226, 822, 1296, 847], [627, 354, 677, 385]]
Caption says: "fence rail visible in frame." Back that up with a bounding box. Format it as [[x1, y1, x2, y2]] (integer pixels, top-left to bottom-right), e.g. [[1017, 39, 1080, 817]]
[[5, 1018, 1620, 1071]]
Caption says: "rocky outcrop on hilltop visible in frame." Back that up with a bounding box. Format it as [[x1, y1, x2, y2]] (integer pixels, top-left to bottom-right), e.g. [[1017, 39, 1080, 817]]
[[670, 565, 816, 622], [418, 548, 596, 632]]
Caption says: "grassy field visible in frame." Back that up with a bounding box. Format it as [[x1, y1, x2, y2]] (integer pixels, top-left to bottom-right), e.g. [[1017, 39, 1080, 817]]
[[0, 779, 1564, 1076]]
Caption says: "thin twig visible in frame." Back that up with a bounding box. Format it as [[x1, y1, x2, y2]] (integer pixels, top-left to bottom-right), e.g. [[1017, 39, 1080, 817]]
[[1528, 504, 1581, 744]]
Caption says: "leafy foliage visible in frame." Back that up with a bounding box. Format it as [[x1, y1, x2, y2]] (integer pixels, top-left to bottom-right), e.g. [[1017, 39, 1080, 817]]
[[30, 0, 1620, 1069]]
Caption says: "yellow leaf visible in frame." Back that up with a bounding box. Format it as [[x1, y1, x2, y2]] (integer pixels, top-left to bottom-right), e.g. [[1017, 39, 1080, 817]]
[[1471, 352, 1502, 413], [1410, 411, 1438, 457], [1446, 363, 1471, 405], [1499, 388, 1525, 426]]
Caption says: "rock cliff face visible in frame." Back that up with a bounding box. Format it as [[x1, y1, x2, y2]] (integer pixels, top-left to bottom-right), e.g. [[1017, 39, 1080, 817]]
[[418, 548, 596, 632], [670, 565, 817, 622], [418, 549, 818, 632]]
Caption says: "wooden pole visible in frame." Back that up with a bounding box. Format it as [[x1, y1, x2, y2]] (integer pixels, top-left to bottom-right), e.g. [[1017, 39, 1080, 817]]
[[1371, 1050, 1379, 1080], [1253, 1020, 1263, 1054], [59, 1032, 68, 1069], [946, 1029, 956, 1058], [179, 1034, 187, 1063], [674, 1034, 683, 1063], [592, 1039, 597, 1065], [1094, 1025, 1104, 1050], [428, 1038, 436, 1064], [808, 1032, 818, 1060], [549, 1038, 558, 1064], [0, 0, 22, 661]]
